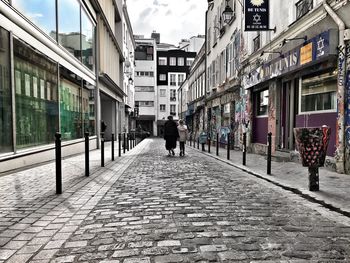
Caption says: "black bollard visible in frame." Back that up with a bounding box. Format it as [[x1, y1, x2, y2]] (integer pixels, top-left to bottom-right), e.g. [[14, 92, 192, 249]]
[[126, 133, 129, 151], [227, 133, 230, 160], [123, 133, 126, 154], [111, 133, 115, 161], [130, 134, 133, 150], [216, 133, 219, 156], [101, 132, 105, 167], [202, 143, 205, 151], [267, 132, 272, 175], [85, 132, 89, 177], [308, 167, 319, 191], [208, 138, 211, 153], [118, 133, 121, 157], [193, 136, 196, 148], [243, 132, 247, 166], [190, 135, 192, 147], [55, 132, 62, 194], [197, 138, 199, 149]]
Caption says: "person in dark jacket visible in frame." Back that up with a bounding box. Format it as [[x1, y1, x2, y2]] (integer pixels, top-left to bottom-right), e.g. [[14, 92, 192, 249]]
[[163, 115, 179, 156]]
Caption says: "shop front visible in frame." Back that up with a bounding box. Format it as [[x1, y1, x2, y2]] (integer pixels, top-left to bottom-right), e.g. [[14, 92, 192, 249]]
[[245, 29, 338, 161]]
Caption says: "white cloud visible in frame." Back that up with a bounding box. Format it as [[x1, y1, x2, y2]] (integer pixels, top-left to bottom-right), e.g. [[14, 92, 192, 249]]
[[126, 0, 206, 45]]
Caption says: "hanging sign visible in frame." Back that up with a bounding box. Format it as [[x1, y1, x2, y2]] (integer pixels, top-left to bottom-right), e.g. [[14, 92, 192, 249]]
[[245, 0, 269, 31]]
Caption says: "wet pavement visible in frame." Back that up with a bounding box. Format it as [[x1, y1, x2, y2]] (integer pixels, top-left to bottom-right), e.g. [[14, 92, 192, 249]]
[[1, 138, 350, 262]]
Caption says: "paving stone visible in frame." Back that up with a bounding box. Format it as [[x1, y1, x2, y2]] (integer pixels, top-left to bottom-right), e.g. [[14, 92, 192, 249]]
[[112, 249, 140, 258]]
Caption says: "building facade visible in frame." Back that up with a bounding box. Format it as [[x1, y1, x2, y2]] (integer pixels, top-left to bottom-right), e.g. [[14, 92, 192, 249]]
[[134, 37, 157, 136], [156, 49, 196, 136], [193, 0, 350, 174], [0, 0, 127, 173]]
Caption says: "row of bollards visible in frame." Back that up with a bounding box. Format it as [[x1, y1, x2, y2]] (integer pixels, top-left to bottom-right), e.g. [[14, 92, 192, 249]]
[[55, 132, 139, 195], [190, 131, 273, 175]]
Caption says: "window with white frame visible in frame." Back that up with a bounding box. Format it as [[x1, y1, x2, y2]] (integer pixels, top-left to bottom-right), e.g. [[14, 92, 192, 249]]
[[135, 86, 154, 92], [178, 74, 185, 86], [170, 74, 176, 86], [160, 104, 166, 111], [300, 71, 337, 113], [178, 57, 184, 66], [169, 57, 176, 66], [158, 57, 167, 65], [159, 74, 166, 81], [170, 89, 176, 101], [160, 89, 166, 97], [186, 58, 194, 66], [170, 104, 176, 115], [135, 101, 154, 107]]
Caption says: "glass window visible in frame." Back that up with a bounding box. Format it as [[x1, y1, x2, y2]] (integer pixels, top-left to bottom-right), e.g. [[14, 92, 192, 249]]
[[135, 86, 154, 92], [136, 101, 154, 107], [0, 27, 13, 153], [58, 0, 81, 60], [14, 38, 58, 149], [60, 78, 82, 140], [12, 0, 57, 40], [300, 72, 337, 112], [160, 89, 166, 97], [159, 74, 166, 81], [170, 104, 176, 115], [83, 80, 95, 136], [160, 104, 166, 111], [178, 57, 184, 66], [81, 8, 95, 71], [296, 0, 313, 20], [178, 74, 185, 86], [170, 89, 176, 101], [256, 89, 269, 116], [186, 58, 194, 66], [170, 57, 176, 66], [158, 57, 167, 65], [170, 74, 176, 86]]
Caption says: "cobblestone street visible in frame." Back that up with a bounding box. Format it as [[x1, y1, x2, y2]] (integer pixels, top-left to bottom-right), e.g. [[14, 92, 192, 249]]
[[1, 138, 350, 262]]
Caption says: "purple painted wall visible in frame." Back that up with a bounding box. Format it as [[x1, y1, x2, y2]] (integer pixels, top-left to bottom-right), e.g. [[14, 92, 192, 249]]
[[253, 117, 268, 144], [295, 112, 337, 156]]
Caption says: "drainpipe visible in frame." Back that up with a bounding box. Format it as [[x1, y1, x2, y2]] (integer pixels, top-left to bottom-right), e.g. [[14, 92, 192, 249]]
[[323, 0, 347, 173]]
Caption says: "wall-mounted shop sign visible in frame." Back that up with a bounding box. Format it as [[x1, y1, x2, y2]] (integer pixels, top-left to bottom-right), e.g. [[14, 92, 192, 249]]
[[245, 0, 269, 31], [244, 30, 336, 89]]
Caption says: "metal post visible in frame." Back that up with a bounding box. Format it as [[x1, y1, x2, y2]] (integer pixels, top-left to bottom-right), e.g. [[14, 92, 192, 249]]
[[267, 132, 272, 175], [130, 134, 133, 149], [308, 167, 319, 191], [243, 132, 247, 166], [101, 132, 105, 167], [208, 138, 211, 153], [126, 133, 129, 151], [193, 135, 196, 148], [85, 132, 89, 177], [202, 143, 205, 151], [55, 132, 62, 194], [190, 134, 192, 147], [227, 133, 230, 160], [118, 133, 121, 157], [216, 133, 219, 156], [123, 133, 126, 154], [197, 138, 199, 149], [111, 133, 115, 161]]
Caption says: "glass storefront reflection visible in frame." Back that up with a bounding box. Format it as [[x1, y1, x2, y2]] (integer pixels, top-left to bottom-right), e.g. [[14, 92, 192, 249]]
[[83, 80, 96, 135], [58, 0, 81, 60], [82, 9, 95, 71], [14, 38, 59, 149], [0, 27, 13, 153], [12, 0, 57, 40]]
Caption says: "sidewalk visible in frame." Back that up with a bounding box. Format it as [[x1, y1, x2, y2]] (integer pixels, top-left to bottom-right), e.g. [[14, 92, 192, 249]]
[[188, 142, 350, 216]]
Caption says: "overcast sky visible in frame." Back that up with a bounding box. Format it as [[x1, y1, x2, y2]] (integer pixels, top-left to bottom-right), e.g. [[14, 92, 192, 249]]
[[126, 0, 207, 46]]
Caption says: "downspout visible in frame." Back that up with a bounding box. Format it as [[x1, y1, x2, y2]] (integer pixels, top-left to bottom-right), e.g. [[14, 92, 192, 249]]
[[323, 0, 346, 173], [204, 9, 208, 132]]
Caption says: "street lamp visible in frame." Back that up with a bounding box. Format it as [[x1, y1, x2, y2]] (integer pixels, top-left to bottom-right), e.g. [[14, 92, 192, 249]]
[[222, 0, 234, 24]]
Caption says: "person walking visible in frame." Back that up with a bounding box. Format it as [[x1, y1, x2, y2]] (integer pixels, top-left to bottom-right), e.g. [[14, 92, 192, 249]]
[[177, 119, 188, 156], [163, 115, 179, 156]]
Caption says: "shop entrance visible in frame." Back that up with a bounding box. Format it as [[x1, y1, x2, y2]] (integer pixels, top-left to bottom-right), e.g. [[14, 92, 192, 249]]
[[278, 80, 296, 150]]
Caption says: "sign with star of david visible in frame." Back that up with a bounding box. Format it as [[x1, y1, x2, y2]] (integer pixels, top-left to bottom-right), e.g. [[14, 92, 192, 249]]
[[245, 0, 269, 31]]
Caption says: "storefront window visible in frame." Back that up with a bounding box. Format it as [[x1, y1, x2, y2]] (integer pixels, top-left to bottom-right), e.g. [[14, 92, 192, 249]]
[[14, 38, 58, 149], [0, 27, 13, 153], [257, 89, 269, 116], [81, 8, 95, 71], [300, 72, 336, 112], [60, 79, 82, 140], [58, 0, 81, 60], [12, 0, 57, 40], [83, 80, 95, 136]]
